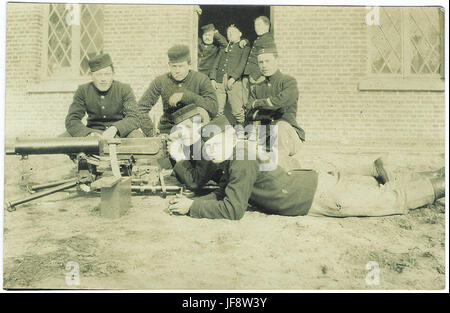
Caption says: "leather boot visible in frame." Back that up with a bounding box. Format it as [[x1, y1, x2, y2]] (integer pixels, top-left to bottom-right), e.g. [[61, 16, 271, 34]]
[[430, 176, 445, 201]]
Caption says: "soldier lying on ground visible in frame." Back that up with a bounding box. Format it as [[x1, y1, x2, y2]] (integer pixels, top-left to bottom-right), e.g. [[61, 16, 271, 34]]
[[167, 116, 445, 220], [63, 53, 144, 140]]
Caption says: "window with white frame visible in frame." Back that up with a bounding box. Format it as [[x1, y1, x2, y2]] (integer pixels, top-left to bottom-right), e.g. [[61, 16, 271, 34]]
[[361, 6, 444, 90], [44, 3, 104, 78]]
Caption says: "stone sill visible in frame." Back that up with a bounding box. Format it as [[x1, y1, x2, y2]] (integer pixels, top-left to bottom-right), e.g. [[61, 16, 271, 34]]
[[358, 77, 445, 92]]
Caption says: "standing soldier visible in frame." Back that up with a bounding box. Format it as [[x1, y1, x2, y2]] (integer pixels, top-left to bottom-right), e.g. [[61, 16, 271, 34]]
[[210, 24, 251, 124], [64, 53, 143, 139], [231, 16, 276, 119], [243, 16, 276, 84], [197, 23, 228, 77], [138, 45, 218, 135]]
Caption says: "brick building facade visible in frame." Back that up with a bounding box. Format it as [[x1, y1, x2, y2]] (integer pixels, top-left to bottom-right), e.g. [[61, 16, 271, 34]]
[[4, 3, 446, 151]]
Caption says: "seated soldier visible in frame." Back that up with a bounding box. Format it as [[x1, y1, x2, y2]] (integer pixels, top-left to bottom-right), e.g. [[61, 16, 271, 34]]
[[245, 42, 305, 171], [138, 45, 218, 136], [63, 53, 144, 139], [167, 118, 445, 220]]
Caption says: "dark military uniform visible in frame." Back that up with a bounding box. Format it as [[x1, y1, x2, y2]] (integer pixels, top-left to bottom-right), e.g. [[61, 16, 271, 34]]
[[197, 32, 228, 76], [65, 80, 140, 137], [173, 159, 224, 191], [243, 32, 276, 81], [138, 70, 218, 135], [247, 69, 305, 141], [210, 41, 251, 122], [173, 152, 318, 220], [210, 42, 251, 82]]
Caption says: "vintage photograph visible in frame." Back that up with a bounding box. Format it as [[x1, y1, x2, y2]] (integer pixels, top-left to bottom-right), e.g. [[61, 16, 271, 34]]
[[1, 1, 447, 291]]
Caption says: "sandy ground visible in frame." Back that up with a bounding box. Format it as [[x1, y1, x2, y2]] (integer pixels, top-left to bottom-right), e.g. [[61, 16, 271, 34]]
[[2, 148, 446, 290]]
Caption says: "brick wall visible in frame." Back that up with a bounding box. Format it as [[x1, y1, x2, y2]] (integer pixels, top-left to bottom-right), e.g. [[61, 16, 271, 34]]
[[4, 4, 445, 150], [273, 6, 445, 149], [5, 3, 196, 138]]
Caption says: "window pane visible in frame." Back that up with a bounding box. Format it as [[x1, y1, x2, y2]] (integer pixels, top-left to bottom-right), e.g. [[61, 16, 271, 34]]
[[407, 7, 441, 75], [47, 4, 72, 76], [369, 7, 403, 74], [80, 4, 104, 75]]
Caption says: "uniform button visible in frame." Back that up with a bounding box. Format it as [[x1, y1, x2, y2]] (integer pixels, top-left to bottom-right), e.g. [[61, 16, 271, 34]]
[[281, 189, 288, 194], [102, 106, 105, 109], [101, 95, 104, 99], [103, 115, 106, 118]]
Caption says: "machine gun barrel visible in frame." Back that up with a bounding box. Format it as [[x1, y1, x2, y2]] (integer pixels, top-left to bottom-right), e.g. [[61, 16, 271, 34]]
[[6, 137, 100, 155]]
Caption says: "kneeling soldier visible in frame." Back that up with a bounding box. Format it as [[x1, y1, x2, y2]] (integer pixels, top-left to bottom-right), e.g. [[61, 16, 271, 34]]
[[245, 43, 305, 171], [64, 53, 143, 139], [138, 45, 218, 136]]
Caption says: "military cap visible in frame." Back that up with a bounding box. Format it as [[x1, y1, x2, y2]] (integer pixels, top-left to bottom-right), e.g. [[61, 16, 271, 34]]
[[201, 23, 216, 33], [256, 42, 278, 56], [172, 104, 210, 125], [201, 115, 233, 143], [168, 44, 191, 63], [245, 107, 284, 124], [88, 53, 113, 72]]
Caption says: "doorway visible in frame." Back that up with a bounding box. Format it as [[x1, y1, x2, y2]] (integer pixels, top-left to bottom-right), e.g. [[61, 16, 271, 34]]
[[198, 5, 271, 44]]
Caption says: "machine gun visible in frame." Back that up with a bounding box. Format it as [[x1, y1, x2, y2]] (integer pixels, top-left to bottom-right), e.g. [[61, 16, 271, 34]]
[[4, 136, 192, 217]]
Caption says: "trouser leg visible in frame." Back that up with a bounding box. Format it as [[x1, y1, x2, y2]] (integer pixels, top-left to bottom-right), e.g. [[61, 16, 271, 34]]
[[270, 120, 303, 171], [308, 171, 436, 217], [227, 80, 246, 124], [215, 82, 227, 116], [125, 129, 145, 138]]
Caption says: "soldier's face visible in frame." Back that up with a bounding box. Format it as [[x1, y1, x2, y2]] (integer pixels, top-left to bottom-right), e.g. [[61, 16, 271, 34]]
[[254, 19, 269, 36], [227, 27, 241, 43], [202, 30, 215, 45], [169, 61, 190, 81], [257, 53, 278, 77], [91, 66, 114, 91], [203, 127, 236, 163]]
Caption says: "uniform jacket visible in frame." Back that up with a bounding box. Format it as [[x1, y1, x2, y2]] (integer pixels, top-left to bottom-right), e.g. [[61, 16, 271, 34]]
[[173, 159, 224, 191], [247, 70, 306, 141], [65, 80, 140, 137], [137, 70, 218, 134], [243, 32, 275, 81], [184, 151, 318, 220], [198, 32, 228, 76], [210, 41, 251, 83]]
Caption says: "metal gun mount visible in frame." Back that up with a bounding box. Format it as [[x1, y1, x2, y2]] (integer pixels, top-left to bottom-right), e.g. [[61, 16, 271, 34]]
[[4, 136, 186, 217]]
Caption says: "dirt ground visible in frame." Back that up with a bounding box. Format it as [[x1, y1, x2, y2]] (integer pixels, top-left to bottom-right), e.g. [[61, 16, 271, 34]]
[[2, 147, 446, 290]]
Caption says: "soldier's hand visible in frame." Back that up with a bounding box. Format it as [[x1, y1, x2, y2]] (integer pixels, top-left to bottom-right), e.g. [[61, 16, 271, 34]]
[[227, 78, 236, 90], [210, 80, 218, 89], [194, 5, 202, 15], [239, 39, 248, 49], [168, 195, 193, 215], [169, 92, 183, 107], [101, 126, 118, 139], [88, 132, 101, 138]]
